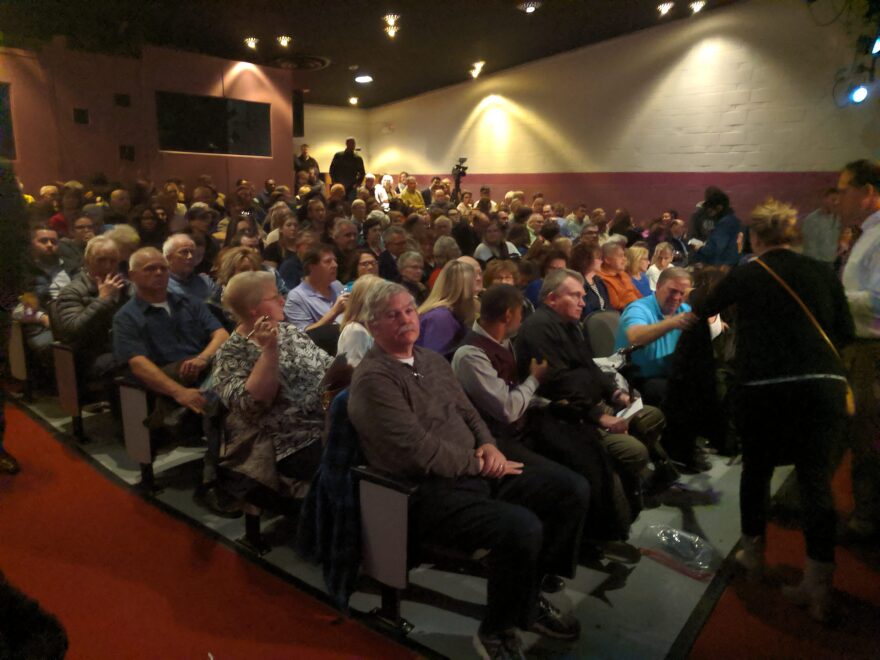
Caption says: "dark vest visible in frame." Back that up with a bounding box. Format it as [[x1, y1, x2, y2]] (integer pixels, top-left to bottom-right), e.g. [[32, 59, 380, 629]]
[[462, 330, 525, 439], [463, 330, 518, 385]]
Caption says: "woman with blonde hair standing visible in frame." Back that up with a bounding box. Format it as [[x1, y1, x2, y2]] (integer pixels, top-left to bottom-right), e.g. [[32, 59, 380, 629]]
[[415, 260, 478, 358], [701, 198, 854, 622]]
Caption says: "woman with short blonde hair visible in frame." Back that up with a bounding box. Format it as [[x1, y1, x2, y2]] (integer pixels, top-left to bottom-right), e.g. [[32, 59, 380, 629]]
[[625, 245, 651, 297]]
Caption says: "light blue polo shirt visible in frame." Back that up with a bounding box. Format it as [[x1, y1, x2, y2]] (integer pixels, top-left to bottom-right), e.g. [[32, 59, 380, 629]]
[[614, 295, 691, 379], [284, 279, 343, 330]]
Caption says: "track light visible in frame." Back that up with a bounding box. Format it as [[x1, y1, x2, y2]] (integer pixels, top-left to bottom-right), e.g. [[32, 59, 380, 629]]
[[470, 61, 485, 78], [349, 96, 359, 105], [690, 1, 706, 13], [355, 75, 373, 84], [873, 35, 880, 57], [518, 2, 542, 14], [658, 3, 674, 16], [244, 37, 258, 50], [849, 84, 869, 104], [383, 13, 400, 38], [277, 35, 291, 47]]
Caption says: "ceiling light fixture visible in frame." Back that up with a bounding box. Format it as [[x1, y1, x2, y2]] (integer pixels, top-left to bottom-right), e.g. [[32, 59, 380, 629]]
[[277, 35, 292, 47], [658, 3, 674, 16], [690, 1, 706, 13], [355, 75, 373, 84], [873, 34, 880, 57], [470, 61, 485, 78], [244, 37, 258, 50], [349, 96, 359, 105], [518, 2, 542, 14], [383, 13, 399, 26], [384, 25, 399, 38]]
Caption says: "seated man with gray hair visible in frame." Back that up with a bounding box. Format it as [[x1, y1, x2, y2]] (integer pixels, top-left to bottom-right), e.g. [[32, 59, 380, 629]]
[[349, 280, 587, 657], [113, 247, 234, 515], [164, 233, 216, 302], [515, 269, 679, 495]]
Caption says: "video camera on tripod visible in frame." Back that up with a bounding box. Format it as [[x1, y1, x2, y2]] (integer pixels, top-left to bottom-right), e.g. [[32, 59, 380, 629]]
[[451, 157, 468, 204]]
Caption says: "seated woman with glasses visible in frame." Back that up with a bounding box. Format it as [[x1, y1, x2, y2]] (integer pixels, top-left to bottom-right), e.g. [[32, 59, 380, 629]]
[[212, 270, 333, 507]]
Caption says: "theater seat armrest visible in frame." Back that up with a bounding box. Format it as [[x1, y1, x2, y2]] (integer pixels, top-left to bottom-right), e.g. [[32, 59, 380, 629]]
[[352, 466, 419, 496], [114, 374, 148, 391]]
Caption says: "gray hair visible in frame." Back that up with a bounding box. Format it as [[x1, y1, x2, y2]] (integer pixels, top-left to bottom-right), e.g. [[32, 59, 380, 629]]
[[84, 235, 118, 266], [364, 280, 411, 326], [221, 270, 276, 322], [332, 218, 357, 238], [382, 225, 407, 243], [129, 247, 166, 272], [367, 210, 389, 226], [601, 241, 625, 259], [397, 250, 424, 269], [656, 266, 692, 289], [162, 233, 194, 257], [539, 268, 585, 302], [433, 236, 461, 262]]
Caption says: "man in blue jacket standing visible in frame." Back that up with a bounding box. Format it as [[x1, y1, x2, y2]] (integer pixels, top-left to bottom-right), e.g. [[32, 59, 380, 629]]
[[692, 190, 742, 266]]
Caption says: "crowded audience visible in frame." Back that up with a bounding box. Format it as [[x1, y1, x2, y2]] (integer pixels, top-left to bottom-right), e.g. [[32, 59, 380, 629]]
[[5, 154, 877, 650]]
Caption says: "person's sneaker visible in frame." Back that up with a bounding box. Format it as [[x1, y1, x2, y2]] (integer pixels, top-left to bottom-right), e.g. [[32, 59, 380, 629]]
[[0, 450, 20, 475], [473, 628, 526, 660], [530, 596, 580, 641]]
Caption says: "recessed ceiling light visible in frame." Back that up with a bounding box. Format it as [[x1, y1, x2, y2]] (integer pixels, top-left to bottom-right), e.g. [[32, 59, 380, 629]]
[[658, 3, 674, 16], [385, 25, 399, 38], [355, 75, 373, 84], [349, 96, 359, 105], [690, 1, 706, 13], [244, 37, 258, 50], [277, 35, 292, 47], [383, 13, 399, 26], [348, 64, 360, 71], [470, 61, 485, 78], [518, 1, 541, 14]]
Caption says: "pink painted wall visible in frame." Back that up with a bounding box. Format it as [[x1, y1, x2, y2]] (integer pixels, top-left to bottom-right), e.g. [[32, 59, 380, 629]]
[[432, 171, 838, 222], [0, 47, 60, 194], [0, 38, 300, 196]]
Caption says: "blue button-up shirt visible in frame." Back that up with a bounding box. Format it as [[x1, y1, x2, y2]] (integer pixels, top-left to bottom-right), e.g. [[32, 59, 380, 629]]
[[842, 209, 880, 338], [615, 294, 691, 379], [283, 279, 343, 330], [167, 272, 216, 303], [113, 291, 222, 366]]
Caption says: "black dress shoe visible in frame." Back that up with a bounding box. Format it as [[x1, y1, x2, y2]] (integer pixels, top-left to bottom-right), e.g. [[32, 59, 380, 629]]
[[646, 461, 680, 493], [541, 574, 565, 594], [683, 450, 713, 473], [530, 596, 580, 641], [0, 451, 20, 475], [194, 483, 243, 518]]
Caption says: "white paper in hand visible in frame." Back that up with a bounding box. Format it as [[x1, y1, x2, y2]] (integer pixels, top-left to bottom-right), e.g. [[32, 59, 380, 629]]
[[615, 396, 644, 420]]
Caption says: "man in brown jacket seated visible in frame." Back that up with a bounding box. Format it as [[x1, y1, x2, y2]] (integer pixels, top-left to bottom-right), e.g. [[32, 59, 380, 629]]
[[348, 280, 588, 659]]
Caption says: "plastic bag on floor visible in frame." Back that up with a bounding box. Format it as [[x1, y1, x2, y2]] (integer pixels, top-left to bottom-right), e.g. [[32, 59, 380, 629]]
[[637, 524, 720, 581]]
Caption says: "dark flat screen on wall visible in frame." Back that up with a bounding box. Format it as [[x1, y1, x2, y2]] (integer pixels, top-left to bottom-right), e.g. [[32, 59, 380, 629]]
[[156, 91, 271, 156], [0, 83, 15, 160]]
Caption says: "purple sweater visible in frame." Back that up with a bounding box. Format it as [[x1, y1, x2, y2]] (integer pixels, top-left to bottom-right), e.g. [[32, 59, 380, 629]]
[[415, 307, 466, 358]]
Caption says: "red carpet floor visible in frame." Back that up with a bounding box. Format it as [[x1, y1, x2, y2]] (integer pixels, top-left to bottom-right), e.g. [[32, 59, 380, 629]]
[[0, 404, 418, 660], [691, 455, 880, 659]]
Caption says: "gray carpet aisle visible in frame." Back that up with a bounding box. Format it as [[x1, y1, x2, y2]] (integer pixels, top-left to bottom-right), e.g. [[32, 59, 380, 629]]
[[22, 396, 792, 660]]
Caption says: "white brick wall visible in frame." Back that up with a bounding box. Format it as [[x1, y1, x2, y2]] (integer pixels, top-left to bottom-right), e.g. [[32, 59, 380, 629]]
[[351, 0, 877, 174]]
